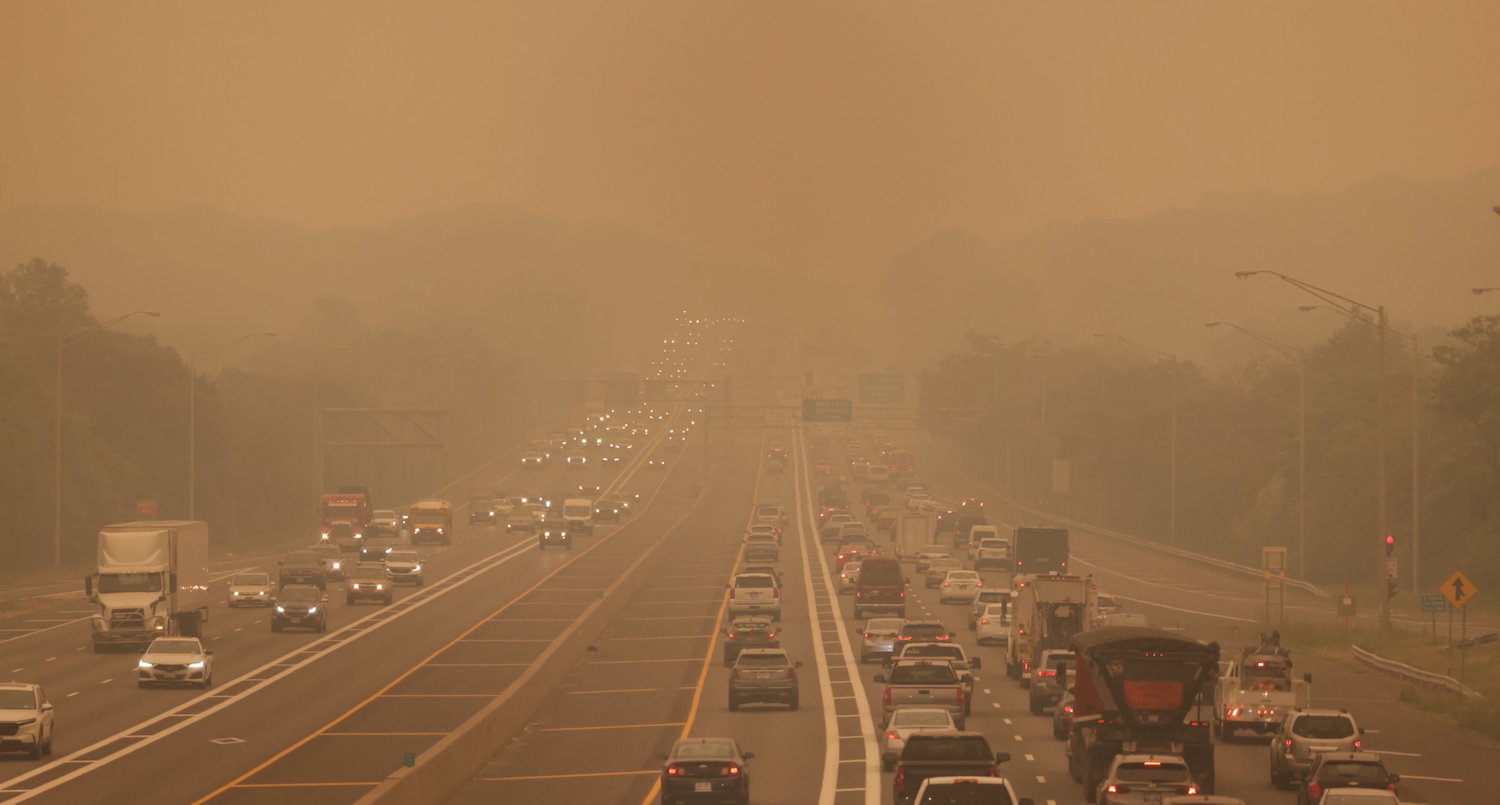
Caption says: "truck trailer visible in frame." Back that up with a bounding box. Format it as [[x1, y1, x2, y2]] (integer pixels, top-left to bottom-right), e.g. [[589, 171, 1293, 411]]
[[1064, 626, 1220, 802], [85, 520, 211, 652]]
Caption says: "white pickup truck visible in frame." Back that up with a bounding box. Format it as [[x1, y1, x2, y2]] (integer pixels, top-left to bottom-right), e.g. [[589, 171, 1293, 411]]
[[1214, 649, 1311, 740]]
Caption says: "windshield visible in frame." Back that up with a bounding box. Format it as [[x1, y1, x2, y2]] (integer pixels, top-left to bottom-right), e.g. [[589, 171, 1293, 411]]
[[388, 552, 419, 562], [902, 736, 991, 761], [1114, 762, 1192, 783], [149, 639, 201, 654], [1292, 715, 1357, 739], [892, 710, 952, 728], [868, 618, 904, 632], [564, 505, 590, 516], [918, 785, 1014, 805], [98, 572, 163, 593], [0, 689, 37, 709], [233, 573, 269, 586], [904, 624, 946, 637], [674, 742, 734, 760], [735, 654, 789, 668], [1319, 762, 1389, 782], [1321, 793, 1398, 805], [280, 588, 319, 602], [889, 665, 958, 684]]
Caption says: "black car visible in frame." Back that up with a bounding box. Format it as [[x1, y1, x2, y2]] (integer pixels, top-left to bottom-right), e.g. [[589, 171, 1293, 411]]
[[468, 494, 497, 525], [359, 537, 397, 563], [1297, 752, 1399, 805], [345, 563, 393, 605], [594, 497, 627, 523], [538, 518, 571, 550], [278, 552, 326, 591], [271, 585, 327, 633], [659, 737, 752, 805]]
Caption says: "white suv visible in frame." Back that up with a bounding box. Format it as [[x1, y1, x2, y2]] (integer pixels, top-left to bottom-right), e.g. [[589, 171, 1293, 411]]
[[728, 573, 781, 619], [0, 682, 54, 759]]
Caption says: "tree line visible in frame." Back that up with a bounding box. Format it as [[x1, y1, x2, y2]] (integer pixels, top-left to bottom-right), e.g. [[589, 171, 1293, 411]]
[[920, 319, 1500, 596], [1, 259, 533, 569]]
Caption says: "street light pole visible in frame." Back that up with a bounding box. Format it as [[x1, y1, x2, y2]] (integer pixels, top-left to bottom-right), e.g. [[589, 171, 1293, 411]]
[[1093, 332, 1178, 547], [189, 332, 275, 519], [1204, 322, 1307, 580], [54, 311, 161, 567], [1238, 270, 1392, 628]]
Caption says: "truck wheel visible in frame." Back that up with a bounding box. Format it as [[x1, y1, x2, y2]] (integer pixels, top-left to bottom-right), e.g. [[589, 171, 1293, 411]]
[[728, 695, 740, 712], [1221, 724, 1234, 742], [1083, 767, 1100, 803], [1271, 766, 1288, 789]]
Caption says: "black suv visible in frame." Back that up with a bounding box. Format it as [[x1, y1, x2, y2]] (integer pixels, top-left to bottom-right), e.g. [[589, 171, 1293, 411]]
[[271, 585, 327, 633], [538, 517, 571, 550], [468, 495, 496, 525], [278, 552, 326, 590], [727, 649, 800, 711], [345, 563, 393, 605], [1297, 752, 1399, 805]]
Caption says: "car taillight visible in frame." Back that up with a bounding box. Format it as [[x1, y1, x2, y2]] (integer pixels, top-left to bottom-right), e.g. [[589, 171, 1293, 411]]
[[942, 582, 950, 587], [1283, 738, 1294, 748], [730, 669, 740, 680], [886, 730, 900, 741], [665, 763, 684, 776], [898, 635, 912, 641], [721, 765, 741, 776], [1038, 669, 1057, 677], [955, 687, 965, 707], [727, 632, 737, 639], [1353, 739, 1363, 749], [773, 588, 780, 599], [980, 618, 989, 625], [1106, 784, 1129, 794], [883, 688, 892, 706], [1308, 783, 1322, 799], [1064, 704, 1074, 713], [892, 767, 905, 792], [1387, 783, 1398, 792], [785, 667, 796, 679], [1179, 784, 1199, 795], [863, 632, 871, 638], [899, 591, 906, 597]]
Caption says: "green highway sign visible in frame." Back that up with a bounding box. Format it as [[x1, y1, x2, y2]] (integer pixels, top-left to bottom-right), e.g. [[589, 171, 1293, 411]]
[[802, 398, 853, 422], [859, 373, 906, 405], [1420, 593, 1446, 613]]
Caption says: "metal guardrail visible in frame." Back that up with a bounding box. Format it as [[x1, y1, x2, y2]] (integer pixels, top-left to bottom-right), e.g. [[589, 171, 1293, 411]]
[[997, 496, 1331, 599], [1351, 644, 1483, 698]]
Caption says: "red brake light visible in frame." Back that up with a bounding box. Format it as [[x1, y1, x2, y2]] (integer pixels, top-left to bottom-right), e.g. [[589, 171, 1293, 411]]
[[1308, 783, 1322, 798], [722, 764, 741, 776], [980, 618, 989, 625], [886, 730, 900, 740], [1106, 784, 1129, 794], [1038, 670, 1057, 677], [666, 763, 684, 776], [1353, 739, 1363, 749], [1284, 738, 1293, 748], [863, 632, 871, 638]]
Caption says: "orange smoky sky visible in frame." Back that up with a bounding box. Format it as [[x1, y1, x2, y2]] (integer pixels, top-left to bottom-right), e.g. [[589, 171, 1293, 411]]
[[2, 1, 1497, 268]]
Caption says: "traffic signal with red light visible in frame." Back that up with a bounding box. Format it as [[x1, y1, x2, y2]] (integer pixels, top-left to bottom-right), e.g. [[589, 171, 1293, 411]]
[[1384, 535, 1396, 557]]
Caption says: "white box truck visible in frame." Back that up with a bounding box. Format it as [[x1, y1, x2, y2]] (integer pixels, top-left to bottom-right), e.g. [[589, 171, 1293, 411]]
[[84, 520, 211, 652], [894, 512, 935, 562]]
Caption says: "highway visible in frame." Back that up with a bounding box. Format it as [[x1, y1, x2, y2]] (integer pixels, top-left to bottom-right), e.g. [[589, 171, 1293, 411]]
[[2, 372, 1492, 804]]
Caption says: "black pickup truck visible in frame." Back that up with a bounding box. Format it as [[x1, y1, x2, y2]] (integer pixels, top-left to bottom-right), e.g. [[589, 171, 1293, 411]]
[[891, 731, 1016, 804]]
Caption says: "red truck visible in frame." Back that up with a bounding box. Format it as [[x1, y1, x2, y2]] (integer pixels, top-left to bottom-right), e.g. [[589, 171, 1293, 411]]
[[1064, 626, 1220, 802], [320, 491, 371, 550]]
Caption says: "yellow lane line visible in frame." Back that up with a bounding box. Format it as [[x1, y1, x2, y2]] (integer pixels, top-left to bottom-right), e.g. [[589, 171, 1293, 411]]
[[537, 721, 685, 732], [483, 770, 658, 782]]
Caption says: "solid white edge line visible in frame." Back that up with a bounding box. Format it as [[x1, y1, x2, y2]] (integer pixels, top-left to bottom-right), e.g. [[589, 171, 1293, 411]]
[[793, 425, 880, 805]]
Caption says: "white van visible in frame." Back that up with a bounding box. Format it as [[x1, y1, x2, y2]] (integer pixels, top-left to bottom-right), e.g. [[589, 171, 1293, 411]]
[[562, 497, 595, 536]]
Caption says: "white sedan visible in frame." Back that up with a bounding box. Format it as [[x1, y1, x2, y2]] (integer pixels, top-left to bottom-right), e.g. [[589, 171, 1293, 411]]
[[137, 637, 214, 689], [938, 570, 983, 603], [976, 603, 1009, 646], [879, 707, 956, 771]]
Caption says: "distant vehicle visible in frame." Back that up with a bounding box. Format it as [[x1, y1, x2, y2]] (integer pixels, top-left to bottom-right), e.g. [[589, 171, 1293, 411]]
[[538, 517, 572, 550], [975, 604, 1009, 646], [1097, 754, 1201, 805], [879, 707, 956, 771], [0, 682, 55, 759], [271, 585, 327, 633], [1013, 526, 1069, 576], [367, 509, 400, 540], [228, 572, 276, 607], [520, 451, 546, 469], [86, 520, 211, 652], [408, 499, 453, 545], [346, 563, 393, 605], [320, 491, 370, 549], [136, 636, 213, 689], [722, 616, 779, 666], [1295, 753, 1399, 805], [938, 569, 982, 603], [468, 493, 497, 525], [729, 573, 781, 618], [306, 542, 346, 580], [279, 551, 327, 591], [853, 558, 907, 619], [562, 498, 595, 536], [384, 549, 424, 586], [1270, 709, 1363, 789], [911, 776, 1032, 805]]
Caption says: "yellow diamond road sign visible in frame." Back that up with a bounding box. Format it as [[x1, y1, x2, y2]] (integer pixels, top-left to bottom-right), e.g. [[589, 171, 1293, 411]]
[[1439, 571, 1478, 610]]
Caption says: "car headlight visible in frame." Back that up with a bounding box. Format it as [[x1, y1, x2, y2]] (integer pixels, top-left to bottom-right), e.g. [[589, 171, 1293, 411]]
[[412, 565, 421, 572], [276, 605, 286, 613], [231, 591, 241, 596], [307, 607, 318, 614], [188, 661, 205, 669], [332, 561, 341, 570], [375, 584, 384, 590]]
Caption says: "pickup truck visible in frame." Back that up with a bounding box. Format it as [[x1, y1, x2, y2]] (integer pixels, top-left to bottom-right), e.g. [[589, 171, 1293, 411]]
[[890, 731, 1013, 805], [887, 643, 982, 715], [875, 659, 968, 729]]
